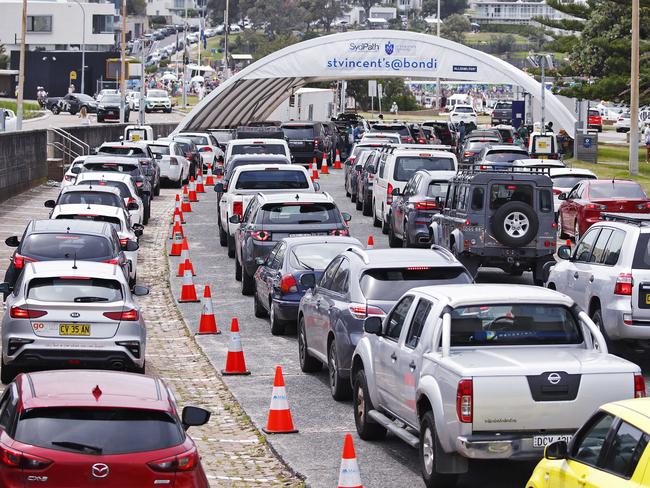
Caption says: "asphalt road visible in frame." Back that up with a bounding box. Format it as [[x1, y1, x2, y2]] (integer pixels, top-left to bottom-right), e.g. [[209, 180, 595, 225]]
[[23, 110, 185, 131], [169, 169, 542, 488]]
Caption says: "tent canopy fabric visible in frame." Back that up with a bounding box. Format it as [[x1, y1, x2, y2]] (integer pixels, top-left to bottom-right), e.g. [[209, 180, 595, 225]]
[[175, 30, 576, 136]]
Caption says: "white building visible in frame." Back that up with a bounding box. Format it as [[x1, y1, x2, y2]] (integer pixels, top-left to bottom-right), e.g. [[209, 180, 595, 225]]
[[147, 0, 196, 22], [368, 6, 397, 20], [0, 0, 116, 52], [469, 0, 581, 25]]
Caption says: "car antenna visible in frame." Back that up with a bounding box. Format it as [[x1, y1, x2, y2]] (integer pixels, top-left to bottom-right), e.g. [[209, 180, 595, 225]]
[[72, 252, 78, 270]]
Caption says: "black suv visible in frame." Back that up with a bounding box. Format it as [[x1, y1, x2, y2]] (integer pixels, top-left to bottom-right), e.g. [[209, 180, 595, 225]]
[[430, 165, 557, 284], [281, 122, 333, 165]]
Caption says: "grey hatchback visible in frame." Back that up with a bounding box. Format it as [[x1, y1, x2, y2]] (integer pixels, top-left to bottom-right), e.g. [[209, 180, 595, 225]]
[[297, 247, 472, 400]]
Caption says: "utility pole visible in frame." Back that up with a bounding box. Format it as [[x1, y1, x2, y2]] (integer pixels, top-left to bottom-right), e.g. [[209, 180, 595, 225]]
[[139, 39, 146, 124], [629, 0, 640, 176], [223, 0, 230, 79], [119, 0, 127, 123], [16, 0, 27, 130], [73, 0, 86, 94], [182, 0, 188, 109], [435, 0, 441, 113], [540, 55, 546, 134]]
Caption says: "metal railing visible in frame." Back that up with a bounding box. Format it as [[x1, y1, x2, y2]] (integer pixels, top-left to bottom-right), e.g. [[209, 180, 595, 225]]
[[47, 127, 90, 166]]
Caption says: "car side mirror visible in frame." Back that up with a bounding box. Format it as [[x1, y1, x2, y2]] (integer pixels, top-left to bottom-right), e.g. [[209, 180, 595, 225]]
[[558, 192, 567, 201], [300, 272, 316, 289], [71, 166, 81, 174], [255, 256, 265, 265], [341, 212, 352, 223], [557, 245, 572, 260], [313, 181, 320, 191], [132, 285, 149, 296], [132, 223, 144, 237], [124, 240, 139, 252], [364, 316, 383, 335], [544, 440, 568, 460], [355, 163, 363, 171], [127, 202, 140, 211], [214, 167, 224, 176], [5, 236, 19, 247], [44, 200, 56, 208], [0, 282, 11, 295], [181, 405, 211, 430], [229, 215, 241, 224], [214, 182, 224, 193], [391, 187, 401, 196]]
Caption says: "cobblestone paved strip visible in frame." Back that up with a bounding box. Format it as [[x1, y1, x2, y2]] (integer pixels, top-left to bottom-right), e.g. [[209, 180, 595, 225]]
[[138, 191, 303, 487]]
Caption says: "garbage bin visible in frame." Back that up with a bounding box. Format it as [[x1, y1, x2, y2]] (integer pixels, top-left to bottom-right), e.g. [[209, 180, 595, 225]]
[[575, 133, 597, 163]]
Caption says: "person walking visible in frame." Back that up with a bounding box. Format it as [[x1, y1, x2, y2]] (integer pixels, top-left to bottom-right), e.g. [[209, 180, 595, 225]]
[[78, 106, 91, 126]]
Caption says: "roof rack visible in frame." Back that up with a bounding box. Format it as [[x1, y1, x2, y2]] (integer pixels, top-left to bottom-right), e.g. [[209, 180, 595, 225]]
[[346, 246, 370, 264], [392, 143, 454, 152], [601, 213, 650, 226], [457, 163, 551, 175]]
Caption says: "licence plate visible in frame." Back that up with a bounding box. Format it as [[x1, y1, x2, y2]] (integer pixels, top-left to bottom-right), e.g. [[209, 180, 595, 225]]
[[538, 155, 547, 159], [59, 324, 91, 336], [645, 294, 650, 305], [532, 434, 572, 448], [290, 232, 326, 237]]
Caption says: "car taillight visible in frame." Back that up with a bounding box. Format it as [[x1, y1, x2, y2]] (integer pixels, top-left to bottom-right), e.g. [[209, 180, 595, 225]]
[[585, 203, 606, 211], [636, 202, 650, 210], [169, 156, 179, 166], [13, 253, 36, 270], [463, 151, 474, 157], [10, 307, 47, 319], [456, 379, 473, 423], [200, 147, 213, 152], [0, 442, 52, 470], [313, 139, 320, 149], [103, 309, 139, 321], [119, 238, 129, 247], [403, 137, 413, 143], [415, 201, 438, 210], [418, 138, 426, 144], [135, 181, 144, 187], [387, 183, 394, 205], [64, 175, 75, 181], [233, 201, 243, 216], [348, 303, 386, 320], [635, 374, 646, 398], [104, 258, 120, 264], [506, 137, 513, 143], [552, 188, 562, 195], [251, 230, 271, 241], [614, 273, 633, 296], [280, 274, 298, 294], [148, 448, 199, 472]]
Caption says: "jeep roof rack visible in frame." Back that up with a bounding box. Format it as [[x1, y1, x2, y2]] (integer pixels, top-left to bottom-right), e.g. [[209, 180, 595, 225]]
[[457, 163, 551, 175], [601, 213, 650, 226]]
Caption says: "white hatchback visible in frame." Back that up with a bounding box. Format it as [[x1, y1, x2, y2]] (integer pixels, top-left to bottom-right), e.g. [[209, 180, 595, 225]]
[[74, 172, 144, 226]]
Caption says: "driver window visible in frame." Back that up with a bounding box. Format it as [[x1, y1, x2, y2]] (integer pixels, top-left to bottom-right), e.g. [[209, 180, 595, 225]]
[[329, 258, 350, 294], [574, 229, 601, 262], [266, 243, 280, 268], [272, 243, 286, 269], [471, 187, 484, 210], [319, 258, 342, 290], [570, 412, 616, 467], [0, 388, 15, 431], [385, 295, 414, 341]]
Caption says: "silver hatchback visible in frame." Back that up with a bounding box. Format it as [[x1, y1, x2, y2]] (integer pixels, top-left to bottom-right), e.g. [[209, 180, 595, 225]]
[[0, 260, 148, 384]]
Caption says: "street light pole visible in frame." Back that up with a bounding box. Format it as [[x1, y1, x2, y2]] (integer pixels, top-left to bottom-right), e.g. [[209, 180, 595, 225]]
[[435, 0, 440, 113], [74, 0, 86, 94], [119, 0, 127, 123], [629, 0, 640, 176], [540, 55, 546, 134], [16, 0, 27, 130], [223, 0, 230, 79]]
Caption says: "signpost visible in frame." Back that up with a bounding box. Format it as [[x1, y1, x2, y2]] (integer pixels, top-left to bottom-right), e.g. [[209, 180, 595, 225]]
[[368, 80, 377, 113]]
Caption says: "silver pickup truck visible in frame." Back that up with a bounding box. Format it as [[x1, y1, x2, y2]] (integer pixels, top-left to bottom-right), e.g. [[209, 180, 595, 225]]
[[350, 283, 645, 488]]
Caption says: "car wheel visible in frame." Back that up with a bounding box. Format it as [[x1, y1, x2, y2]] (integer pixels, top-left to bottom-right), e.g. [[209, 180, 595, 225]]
[[362, 196, 372, 216], [381, 212, 390, 235], [51, 105, 60, 115], [420, 411, 458, 488], [1, 358, 19, 385], [235, 255, 242, 281], [219, 224, 228, 247], [253, 290, 268, 318], [298, 315, 321, 372], [329, 339, 352, 400], [154, 182, 160, 196], [574, 221, 580, 243], [269, 300, 286, 335], [227, 235, 235, 258], [372, 201, 381, 228], [388, 220, 402, 247], [403, 226, 411, 248], [591, 308, 616, 353], [491, 201, 538, 247], [175, 176, 183, 189], [143, 201, 150, 225], [241, 267, 255, 296], [129, 272, 137, 289], [353, 369, 387, 440], [351, 191, 356, 203]]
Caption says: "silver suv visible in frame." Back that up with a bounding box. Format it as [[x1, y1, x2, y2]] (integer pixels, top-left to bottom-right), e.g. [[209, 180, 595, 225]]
[[547, 213, 650, 349]]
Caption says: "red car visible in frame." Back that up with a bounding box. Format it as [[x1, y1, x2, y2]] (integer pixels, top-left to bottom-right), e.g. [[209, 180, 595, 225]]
[[588, 108, 603, 132], [0, 370, 211, 488], [558, 179, 650, 241]]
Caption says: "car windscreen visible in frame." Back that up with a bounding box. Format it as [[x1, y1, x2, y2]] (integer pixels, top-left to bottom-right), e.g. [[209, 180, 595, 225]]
[[552, 175, 596, 188], [225, 159, 288, 181], [149, 145, 170, 156], [490, 183, 533, 209], [494, 102, 512, 109], [290, 243, 354, 270], [27, 277, 123, 302], [588, 109, 600, 117], [454, 106, 474, 113], [21, 234, 113, 260], [147, 90, 168, 98], [79, 180, 130, 199], [183, 135, 209, 145], [59, 192, 122, 207], [360, 267, 471, 300], [282, 126, 315, 139], [14, 408, 183, 455], [485, 151, 529, 163], [56, 214, 122, 231], [450, 304, 583, 346], [98, 147, 147, 157], [372, 125, 409, 137], [589, 182, 646, 199], [394, 156, 455, 181], [83, 162, 140, 176], [261, 203, 340, 225], [101, 95, 122, 104], [427, 181, 449, 198], [235, 170, 309, 190], [466, 141, 492, 152], [231, 144, 286, 156]]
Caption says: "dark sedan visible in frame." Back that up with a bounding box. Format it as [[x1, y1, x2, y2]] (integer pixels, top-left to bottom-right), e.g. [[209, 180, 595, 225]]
[[253, 236, 362, 335], [97, 94, 129, 122]]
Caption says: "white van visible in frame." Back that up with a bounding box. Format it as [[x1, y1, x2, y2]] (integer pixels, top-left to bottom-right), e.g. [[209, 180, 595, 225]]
[[444, 93, 469, 112]]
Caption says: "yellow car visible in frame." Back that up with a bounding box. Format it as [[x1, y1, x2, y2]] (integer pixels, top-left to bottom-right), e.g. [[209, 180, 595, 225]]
[[527, 397, 650, 487]]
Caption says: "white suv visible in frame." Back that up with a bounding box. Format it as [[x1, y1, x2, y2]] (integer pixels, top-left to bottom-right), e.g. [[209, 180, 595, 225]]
[[546, 213, 650, 348], [224, 138, 291, 164], [372, 147, 457, 234], [449, 105, 477, 125]]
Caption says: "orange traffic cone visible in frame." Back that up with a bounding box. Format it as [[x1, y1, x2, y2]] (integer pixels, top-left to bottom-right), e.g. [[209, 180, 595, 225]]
[[172, 206, 185, 226], [333, 149, 342, 169], [263, 366, 298, 434], [221, 318, 250, 375], [197, 286, 220, 334], [205, 164, 215, 185], [337, 434, 362, 488], [311, 158, 319, 180], [177, 241, 195, 276], [321, 153, 329, 174], [169, 228, 183, 256], [171, 219, 184, 240], [172, 194, 185, 224], [367, 236, 374, 249], [178, 266, 199, 303], [188, 177, 198, 202], [196, 171, 205, 193], [181, 186, 192, 213]]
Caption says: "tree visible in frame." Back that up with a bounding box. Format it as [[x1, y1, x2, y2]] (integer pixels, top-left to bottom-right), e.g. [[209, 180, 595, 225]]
[[303, 0, 345, 33], [440, 14, 470, 44], [346, 78, 419, 112], [488, 34, 516, 54], [208, 0, 241, 25], [126, 0, 146, 16], [421, 0, 467, 20], [245, 0, 307, 36]]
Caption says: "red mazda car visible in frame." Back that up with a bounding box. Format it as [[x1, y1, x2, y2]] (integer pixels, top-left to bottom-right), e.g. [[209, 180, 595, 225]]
[[558, 179, 650, 240], [0, 370, 210, 488]]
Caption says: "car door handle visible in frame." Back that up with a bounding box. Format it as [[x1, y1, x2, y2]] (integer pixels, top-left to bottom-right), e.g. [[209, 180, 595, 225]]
[[573, 272, 579, 279], [409, 361, 416, 370], [390, 352, 397, 361]]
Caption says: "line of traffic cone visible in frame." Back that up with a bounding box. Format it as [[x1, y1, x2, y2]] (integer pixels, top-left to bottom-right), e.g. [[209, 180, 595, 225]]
[[172, 194, 185, 224], [196, 171, 205, 193], [197, 286, 220, 334], [321, 152, 329, 174], [169, 228, 183, 256], [333, 149, 342, 169], [181, 186, 192, 213], [338, 434, 363, 488], [178, 265, 200, 303], [367, 236, 374, 249], [205, 164, 215, 185], [188, 177, 198, 202], [263, 365, 298, 434], [222, 318, 250, 375]]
